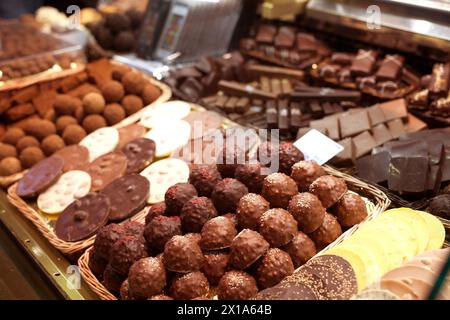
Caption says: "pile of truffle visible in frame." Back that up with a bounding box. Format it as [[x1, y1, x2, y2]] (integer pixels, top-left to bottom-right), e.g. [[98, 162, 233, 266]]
[[89, 141, 368, 300], [0, 60, 161, 176]]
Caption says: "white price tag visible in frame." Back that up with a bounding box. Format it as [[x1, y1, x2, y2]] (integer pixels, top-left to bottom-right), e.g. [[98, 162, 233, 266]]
[[293, 129, 344, 165]]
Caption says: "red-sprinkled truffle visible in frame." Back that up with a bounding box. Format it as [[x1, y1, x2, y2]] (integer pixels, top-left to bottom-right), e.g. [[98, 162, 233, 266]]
[[217, 271, 258, 300], [259, 208, 297, 247], [144, 216, 181, 252], [261, 173, 298, 208], [94, 223, 126, 260], [163, 235, 205, 273], [165, 183, 198, 215], [291, 160, 326, 192], [211, 178, 248, 214], [109, 235, 148, 275], [230, 229, 269, 270], [254, 248, 295, 289], [309, 175, 348, 209], [200, 216, 237, 250], [288, 192, 326, 233], [180, 197, 218, 233], [145, 202, 167, 225], [189, 164, 222, 197]]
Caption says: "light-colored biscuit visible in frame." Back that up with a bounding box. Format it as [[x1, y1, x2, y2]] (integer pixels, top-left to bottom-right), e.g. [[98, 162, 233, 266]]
[[145, 120, 191, 157], [140, 100, 191, 129], [79, 127, 119, 161]]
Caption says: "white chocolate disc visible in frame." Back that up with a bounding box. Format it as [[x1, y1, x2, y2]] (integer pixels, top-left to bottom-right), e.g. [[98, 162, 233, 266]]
[[140, 101, 191, 129], [145, 120, 191, 157], [79, 127, 119, 162]]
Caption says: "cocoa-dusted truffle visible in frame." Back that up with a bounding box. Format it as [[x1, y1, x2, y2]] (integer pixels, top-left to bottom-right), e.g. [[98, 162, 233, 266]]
[[74, 104, 84, 123], [0, 143, 17, 160], [103, 103, 126, 125], [16, 136, 39, 152], [55, 116, 78, 134], [281, 231, 316, 268], [62, 124, 86, 144], [103, 264, 126, 294], [180, 197, 218, 233], [141, 84, 160, 105], [200, 216, 237, 250], [110, 235, 148, 275], [236, 193, 270, 230], [165, 183, 198, 215], [145, 202, 167, 225], [211, 178, 248, 214], [259, 208, 297, 247], [163, 235, 205, 273], [144, 216, 181, 252], [291, 160, 326, 192], [41, 134, 65, 156], [83, 92, 105, 115], [122, 71, 144, 95], [88, 249, 108, 279], [309, 175, 348, 209], [332, 193, 367, 228], [202, 252, 229, 285], [234, 162, 266, 193], [114, 31, 135, 52], [128, 257, 167, 299], [122, 94, 143, 116], [54, 94, 78, 115], [82, 114, 107, 133], [261, 173, 298, 209], [217, 271, 258, 300], [0, 157, 22, 176], [2, 128, 25, 145], [170, 272, 209, 300], [255, 248, 294, 289], [112, 64, 130, 81], [101, 80, 125, 103], [288, 193, 326, 233], [25, 119, 56, 140], [120, 279, 132, 300], [230, 229, 269, 269], [189, 164, 222, 197], [429, 194, 450, 219], [19, 146, 44, 168], [309, 213, 342, 250], [94, 223, 126, 260]]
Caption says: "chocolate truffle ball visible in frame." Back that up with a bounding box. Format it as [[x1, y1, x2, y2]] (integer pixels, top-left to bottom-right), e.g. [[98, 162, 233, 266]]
[[16, 136, 39, 153], [429, 194, 450, 219], [261, 173, 298, 209], [122, 94, 143, 116], [0, 143, 17, 160], [236, 193, 270, 230], [279, 142, 304, 175], [96, 26, 113, 49], [185, 232, 202, 245], [217, 271, 258, 300], [216, 145, 246, 178], [332, 193, 368, 228], [101, 80, 125, 103], [110, 235, 148, 275], [281, 231, 316, 268], [170, 272, 209, 300], [103, 264, 126, 294], [255, 248, 295, 289], [145, 202, 167, 225], [83, 92, 105, 115], [62, 124, 86, 144], [230, 229, 269, 269], [25, 119, 56, 140], [126, 9, 143, 28], [202, 252, 229, 285], [74, 104, 84, 123], [180, 197, 218, 233], [112, 64, 130, 81], [122, 221, 145, 238], [19, 146, 44, 168], [0, 157, 22, 176], [88, 249, 108, 279], [291, 160, 326, 192], [82, 114, 107, 133], [128, 257, 167, 299], [114, 31, 135, 52], [144, 216, 181, 252], [2, 128, 25, 145], [41, 134, 65, 156], [288, 193, 326, 233], [122, 71, 144, 95], [105, 13, 131, 33], [43, 109, 56, 122], [309, 213, 342, 250], [189, 164, 222, 197], [120, 279, 132, 300], [211, 178, 248, 214], [54, 94, 78, 115], [234, 162, 266, 193], [259, 208, 297, 247], [165, 183, 198, 215], [200, 216, 237, 250], [55, 116, 78, 134], [103, 103, 126, 125], [163, 235, 205, 273], [309, 175, 348, 209], [149, 294, 173, 300], [141, 84, 160, 105], [94, 223, 126, 260]]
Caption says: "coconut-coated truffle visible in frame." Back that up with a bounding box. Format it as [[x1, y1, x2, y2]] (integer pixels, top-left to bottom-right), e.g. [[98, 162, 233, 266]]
[[288, 193, 326, 233], [163, 235, 205, 273], [234, 162, 266, 193], [110, 235, 148, 275], [202, 252, 230, 285], [62, 124, 86, 144], [0, 143, 17, 160], [180, 197, 218, 233], [82, 114, 107, 133], [170, 272, 209, 300], [128, 257, 167, 299], [211, 178, 248, 214], [217, 271, 258, 300], [144, 216, 181, 252], [200, 216, 237, 250], [55, 116, 78, 134], [83, 92, 105, 115], [54, 94, 78, 115], [103, 103, 126, 125], [122, 94, 144, 116], [122, 71, 144, 95], [279, 142, 304, 175], [25, 119, 56, 140], [255, 248, 295, 289], [291, 160, 326, 192], [94, 223, 126, 260], [236, 193, 270, 230], [230, 229, 269, 270], [0, 157, 22, 176], [189, 164, 222, 197], [309, 175, 348, 209], [101, 80, 125, 103], [145, 202, 167, 225], [261, 173, 298, 209], [309, 213, 342, 250], [429, 194, 450, 219], [41, 134, 65, 156], [281, 231, 316, 268], [114, 31, 135, 52], [141, 84, 160, 105], [19, 146, 45, 168], [16, 136, 40, 153], [165, 183, 198, 215], [2, 128, 25, 145], [259, 208, 297, 247], [332, 193, 367, 228]]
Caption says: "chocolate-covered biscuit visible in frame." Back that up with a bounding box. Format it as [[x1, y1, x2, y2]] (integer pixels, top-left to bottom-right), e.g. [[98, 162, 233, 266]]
[[118, 124, 147, 149], [87, 151, 128, 192], [121, 138, 155, 174], [54, 145, 90, 172]]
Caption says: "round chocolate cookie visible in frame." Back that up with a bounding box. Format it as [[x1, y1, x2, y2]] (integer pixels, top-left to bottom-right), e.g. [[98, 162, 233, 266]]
[[288, 193, 326, 233], [200, 216, 237, 250], [145, 202, 167, 225], [118, 124, 147, 149], [16, 156, 64, 198], [259, 208, 297, 247], [230, 229, 269, 270], [189, 164, 222, 197], [144, 216, 181, 252], [234, 162, 266, 193], [86, 151, 128, 192], [163, 235, 205, 273], [165, 183, 198, 215], [290, 160, 326, 192], [256, 282, 318, 300], [309, 213, 342, 250], [128, 257, 167, 299], [332, 193, 368, 228], [236, 193, 270, 230], [101, 174, 150, 221], [278, 142, 304, 175], [282, 232, 316, 268], [180, 197, 218, 233], [55, 193, 111, 242], [121, 138, 156, 174], [54, 145, 90, 172], [255, 248, 295, 289], [309, 175, 348, 209], [217, 271, 258, 300], [183, 111, 223, 139], [211, 178, 249, 214], [170, 271, 210, 300], [202, 252, 230, 285], [261, 173, 298, 209]]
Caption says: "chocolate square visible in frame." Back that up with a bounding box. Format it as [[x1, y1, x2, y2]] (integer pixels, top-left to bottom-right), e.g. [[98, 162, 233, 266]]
[[339, 110, 371, 138], [372, 123, 392, 146], [356, 151, 391, 184], [367, 104, 386, 126], [353, 131, 377, 158], [388, 157, 429, 193], [332, 138, 355, 165], [350, 49, 378, 76], [379, 98, 408, 122], [387, 119, 406, 139], [375, 54, 405, 81]]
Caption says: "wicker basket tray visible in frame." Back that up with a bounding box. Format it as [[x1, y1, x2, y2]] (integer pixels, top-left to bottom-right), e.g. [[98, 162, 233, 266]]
[[78, 165, 391, 300]]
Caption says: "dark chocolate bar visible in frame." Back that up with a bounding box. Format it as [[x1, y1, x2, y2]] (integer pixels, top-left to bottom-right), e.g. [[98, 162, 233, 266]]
[[289, 88, 361, 102], [356, 151, 391, 184], [278, 99, 290, 134], [375, 54, 405, 81], [290, 102, 303, 131], [266, 100, 278, 129], [388, 156, 428, 193], [218, 80, 277, 100], [350, 49, 378, 76], [331, 53, 354, 66]]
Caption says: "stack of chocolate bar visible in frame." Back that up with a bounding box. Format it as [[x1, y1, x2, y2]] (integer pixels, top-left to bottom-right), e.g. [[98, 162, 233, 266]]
[[240, 24, 330, 69], [313, 50, 420, 99], [356, 128, 450, 196]]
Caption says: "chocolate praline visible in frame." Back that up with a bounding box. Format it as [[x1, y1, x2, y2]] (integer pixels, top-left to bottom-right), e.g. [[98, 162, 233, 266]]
[[180, 197, 218, 233], [109, 235, 148, 275], [202, 252, 230, 285], [278, 142, 304, 175], [216, 145, 247, 178], [259, 208, 297, 247], [128, 257, 166, 299], [332, 193, 368, 228], [122, 221, 145, 237], [261, 173, 298, 209], [211, 178, 248, 214], [88, 249, 108, 279], [103, 264, 126, 295], [120, 279, 132, 300], [189, 164, 222, 197], [255, 248, 295, 289], [163, 235, 205, 273], [200, 216, 237, 250], [165, 183, 198, 215], [234, 161, 267, 193], [236, 193, 270, 230], [309, 213, 342, 250], [144, 216, 181, 252], [149, 294, 173, 300], [428, 194, 450, 219], [281, 232, 317, 268], [217, 271, 258, 300], [288, 193, 326, 233], [309, 175, 348, 209], [230, 229, 269, 270], [291, 160, 326, 192], [170, 272, 210, 300], [145, 202, 167, 225], [94, 223, 126, 260]]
